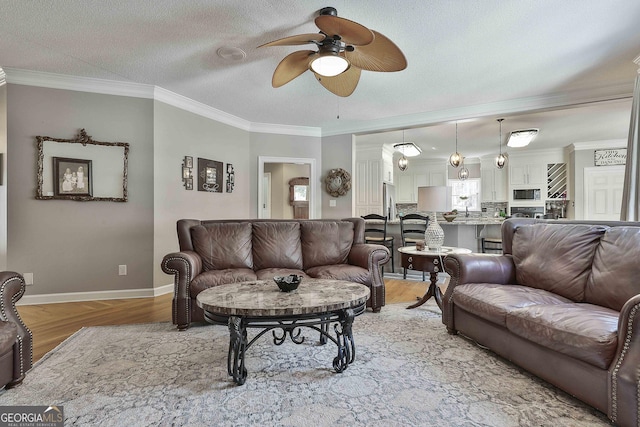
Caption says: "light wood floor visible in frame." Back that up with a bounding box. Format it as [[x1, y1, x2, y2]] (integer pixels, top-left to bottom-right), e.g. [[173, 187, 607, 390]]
[[17, 278, 429, 363]]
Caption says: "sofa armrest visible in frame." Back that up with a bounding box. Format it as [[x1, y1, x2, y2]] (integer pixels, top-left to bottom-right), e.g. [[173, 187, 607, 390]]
[[609, 294, 640, 426], [0, 271, 33, 383], [442, 254, 516, 332], [161, 251, 203, 329], [348, 243, 390, 312]]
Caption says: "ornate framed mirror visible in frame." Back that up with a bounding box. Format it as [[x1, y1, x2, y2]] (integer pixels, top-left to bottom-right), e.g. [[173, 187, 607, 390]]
[[36, 129, 129, 202]]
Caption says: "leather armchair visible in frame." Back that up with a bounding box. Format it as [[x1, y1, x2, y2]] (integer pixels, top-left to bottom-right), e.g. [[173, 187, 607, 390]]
[[0, 271, 32, 389]]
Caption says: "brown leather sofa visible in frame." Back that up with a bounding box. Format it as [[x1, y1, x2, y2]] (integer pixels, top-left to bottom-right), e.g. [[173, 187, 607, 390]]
[[162, 218, 390, 330], [443, 218, 640, 426], [0, 271, 32, 389]]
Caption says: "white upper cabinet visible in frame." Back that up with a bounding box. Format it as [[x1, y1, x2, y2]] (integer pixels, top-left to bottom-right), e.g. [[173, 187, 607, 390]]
[[481, 159, 507, 202]]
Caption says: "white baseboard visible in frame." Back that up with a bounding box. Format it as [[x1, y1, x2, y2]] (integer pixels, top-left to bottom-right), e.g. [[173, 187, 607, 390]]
[[17, 283, 174, 306]]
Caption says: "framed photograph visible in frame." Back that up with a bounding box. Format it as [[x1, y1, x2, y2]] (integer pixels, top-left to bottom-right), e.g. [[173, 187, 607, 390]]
[[182, 166, 191, 179], [53, 157, 92, 197], [197, 157, 223, 192], [184, 156, 193, 168], [185, 178, 193, 190]]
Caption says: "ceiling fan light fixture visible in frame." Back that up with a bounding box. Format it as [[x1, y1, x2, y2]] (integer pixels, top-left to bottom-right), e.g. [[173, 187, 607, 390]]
[[309, 53, 350, 77], [507, 129, 538, 147], [393, 142, 422, 157]]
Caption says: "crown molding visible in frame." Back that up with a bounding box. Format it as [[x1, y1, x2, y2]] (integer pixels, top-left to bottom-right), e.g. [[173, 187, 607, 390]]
[[0, 68, 6, 87], [569, 139, 627, 152], [2, 68, 322, 137]]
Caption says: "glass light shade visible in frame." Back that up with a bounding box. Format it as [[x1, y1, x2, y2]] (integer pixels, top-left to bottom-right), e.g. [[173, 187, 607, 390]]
[[507, 129, 538, 147], [495, 153, 507, 169], [309, 54, 349, 77], [458, 166, 469, 180], [449, 152, 462, 168], [398, 156, 408, 171]]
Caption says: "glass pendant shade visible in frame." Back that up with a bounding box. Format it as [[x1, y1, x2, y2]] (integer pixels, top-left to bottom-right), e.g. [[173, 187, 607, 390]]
[[398, 156, 408, 171], [449, 152, 462, 168], [495, 153, 507, 169], [458, 166, 469, 180]]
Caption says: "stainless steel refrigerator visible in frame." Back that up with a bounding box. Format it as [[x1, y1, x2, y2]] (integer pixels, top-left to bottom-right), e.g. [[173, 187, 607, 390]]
[[383, 183, 396, 219]]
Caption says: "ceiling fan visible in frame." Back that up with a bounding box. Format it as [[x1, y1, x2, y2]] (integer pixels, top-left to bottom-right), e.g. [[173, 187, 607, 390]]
[[258, 6, 407, 97]]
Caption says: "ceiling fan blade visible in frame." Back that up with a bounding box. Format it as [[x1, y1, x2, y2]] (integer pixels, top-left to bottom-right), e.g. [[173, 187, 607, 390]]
[[345, 30, 407, 72], [258, 33, 325, 48], [315, 15, 374, 46], [272, 50, 314, 87], [313, 66, 362, 97]]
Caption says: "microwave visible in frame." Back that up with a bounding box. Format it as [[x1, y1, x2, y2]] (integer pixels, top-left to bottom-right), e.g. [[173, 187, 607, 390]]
[[513, 189, 541, 200]]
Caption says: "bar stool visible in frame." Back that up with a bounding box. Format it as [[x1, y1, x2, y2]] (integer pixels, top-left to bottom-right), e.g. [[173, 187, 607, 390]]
[[399, 213, 428, 280], [481, 237, 503, 253], [362, 214, 395, 273]]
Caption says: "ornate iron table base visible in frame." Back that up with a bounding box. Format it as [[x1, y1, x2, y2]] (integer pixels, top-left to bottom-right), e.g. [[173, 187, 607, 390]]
[[205, 304, 364, 385]]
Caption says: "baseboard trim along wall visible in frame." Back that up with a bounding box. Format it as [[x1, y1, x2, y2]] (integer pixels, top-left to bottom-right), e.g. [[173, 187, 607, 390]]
[[17, 283, 174, 306]]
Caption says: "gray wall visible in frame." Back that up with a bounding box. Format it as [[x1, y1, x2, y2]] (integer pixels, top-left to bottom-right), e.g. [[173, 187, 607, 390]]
[[152, 101, 251, 287], [321, 134, 353, 219], [7, 84, 154, 295]]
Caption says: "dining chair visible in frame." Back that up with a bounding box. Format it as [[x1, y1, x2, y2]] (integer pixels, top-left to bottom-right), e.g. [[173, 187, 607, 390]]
[[361, 214, 394, 274]]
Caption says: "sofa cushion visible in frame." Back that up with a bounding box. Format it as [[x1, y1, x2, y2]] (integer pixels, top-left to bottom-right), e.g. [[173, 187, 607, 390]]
[[191, 223, 253, 271], [452, 283, 571, 327], [189, 269, 257, 297], [252, 222, 303, 270], [306, 264, 370, 285], [255, 268, 308, 280], [301, 221, 354, 269], [512, 224, 607, 301], [585, 226, 640, 311], [506, 303, 619, 369]]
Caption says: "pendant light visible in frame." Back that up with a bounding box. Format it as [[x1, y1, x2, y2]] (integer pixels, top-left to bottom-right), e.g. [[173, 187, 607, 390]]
[[449, 122, 462, 168], [495, 118, 507, 169], [458, 157, 469, 180], [397, 130, 410, 171], [398, 155, 408, 171]]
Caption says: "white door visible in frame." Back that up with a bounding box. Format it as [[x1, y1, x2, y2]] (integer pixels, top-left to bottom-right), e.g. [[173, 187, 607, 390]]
[[584, 166, 625, 220], [262, 173, 272, 219]]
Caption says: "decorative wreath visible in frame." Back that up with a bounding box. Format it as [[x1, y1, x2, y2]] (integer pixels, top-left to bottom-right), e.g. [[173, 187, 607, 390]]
[[324, 168, 352, 197]]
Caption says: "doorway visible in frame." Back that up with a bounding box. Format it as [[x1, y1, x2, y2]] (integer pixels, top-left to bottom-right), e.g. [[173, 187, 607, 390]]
[[258, 156, 317, 219]]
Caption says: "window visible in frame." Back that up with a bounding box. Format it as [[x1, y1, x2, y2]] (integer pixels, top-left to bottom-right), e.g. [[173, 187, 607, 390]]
[[450, 179, 480, 211]]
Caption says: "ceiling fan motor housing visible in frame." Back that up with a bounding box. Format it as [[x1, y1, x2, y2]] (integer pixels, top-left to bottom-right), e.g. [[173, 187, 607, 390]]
[[319, 7, 338, 17]]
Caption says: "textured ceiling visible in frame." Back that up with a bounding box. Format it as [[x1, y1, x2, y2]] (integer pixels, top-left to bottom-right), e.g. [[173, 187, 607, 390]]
[[1, 0, 639, 156]]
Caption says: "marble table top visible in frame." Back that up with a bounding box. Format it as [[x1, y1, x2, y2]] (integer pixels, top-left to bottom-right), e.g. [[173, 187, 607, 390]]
[[196, 279, 370, 317], [397, 245, 472, 256]]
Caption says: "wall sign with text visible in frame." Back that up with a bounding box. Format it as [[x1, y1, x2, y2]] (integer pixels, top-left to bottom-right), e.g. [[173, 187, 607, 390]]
[[594, 148, 626, 166]]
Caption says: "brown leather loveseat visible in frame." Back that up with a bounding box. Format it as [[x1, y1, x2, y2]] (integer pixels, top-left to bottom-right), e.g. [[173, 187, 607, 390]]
[[443, 218, 640, 427], [162, 218, 390, 330], [0, 271, 32, 389]]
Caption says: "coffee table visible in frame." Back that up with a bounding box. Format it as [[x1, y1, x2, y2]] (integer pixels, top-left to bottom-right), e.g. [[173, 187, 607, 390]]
[[196, 279, 370, 385], [398, 245, 472, 309]]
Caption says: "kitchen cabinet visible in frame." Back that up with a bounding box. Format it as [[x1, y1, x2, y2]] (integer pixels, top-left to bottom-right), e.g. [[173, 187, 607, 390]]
[[481, 160, 507, 202], [355, 159, 383, 216], [395, 164, 446, 203], [510, 162, 545, 186]]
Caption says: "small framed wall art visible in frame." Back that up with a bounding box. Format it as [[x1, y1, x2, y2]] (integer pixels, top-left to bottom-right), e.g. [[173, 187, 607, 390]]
[[53, 157, 93, 197], [226, 163, 235, 193], [182, 156, 193, 190], [197, 157, 223, 192]]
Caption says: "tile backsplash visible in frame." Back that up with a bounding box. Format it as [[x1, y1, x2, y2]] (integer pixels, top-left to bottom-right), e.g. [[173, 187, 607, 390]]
[[396, 202, 509, 219]]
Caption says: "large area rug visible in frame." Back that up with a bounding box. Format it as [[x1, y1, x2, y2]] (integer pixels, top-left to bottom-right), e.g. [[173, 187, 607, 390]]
[[0, 303, 610, 426]]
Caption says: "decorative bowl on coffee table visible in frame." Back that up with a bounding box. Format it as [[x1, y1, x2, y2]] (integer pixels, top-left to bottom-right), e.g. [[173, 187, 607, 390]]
[[274, 274, 302, 292]]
